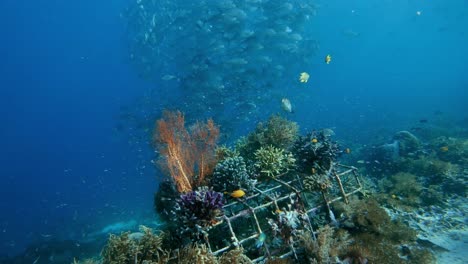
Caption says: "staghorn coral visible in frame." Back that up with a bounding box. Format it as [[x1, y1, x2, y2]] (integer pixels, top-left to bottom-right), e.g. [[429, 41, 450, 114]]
[[101, 226, 167, 264], [218, 247, 252, 264], [177, 243, 218, 264], [236, 115, 299, 160], [137, 226, 167, 263], [254, 145, 295, 177], [215, 145, 240, 162], [102, 232, 137, 264], [303, 174, 332, 192], [211, 156, 254, 192]]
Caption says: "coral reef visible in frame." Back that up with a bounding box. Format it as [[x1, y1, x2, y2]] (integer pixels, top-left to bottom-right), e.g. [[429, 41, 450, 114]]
[[292, 129, 340, 174], [218, 247, 253, 264], [303, 173, 332, 193], [393, 130, 421, 156], [254, 145, 296, 177], [211, 156, 254, 193], [299, 225, 351, 264], [154, 110, 219, 192], [177, 187, 224, 231], [236, 115, 299, 160], [178, 243, 218, 264], [101, 226, 167, 264]]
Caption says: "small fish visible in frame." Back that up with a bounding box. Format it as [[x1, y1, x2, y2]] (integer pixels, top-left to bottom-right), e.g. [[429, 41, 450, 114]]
[[345, 148, 351, 154], [311, 138, 318, 143], [311, 167, 317, 174], [325, 54, 332, 64], [281, 98, 293, 113], [161, 74, 176, 81], [419, 119, 428, 123], [299, 72, 310, 83], [255, 232, 267, 248], [357, 160, 365, 164], [230, 189, 246, 198], [273, 209, 284, 215], [440, 146, 449, 152]]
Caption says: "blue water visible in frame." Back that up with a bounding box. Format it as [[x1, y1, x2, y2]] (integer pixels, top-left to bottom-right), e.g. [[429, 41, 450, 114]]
[[0, 0, 466, 259]]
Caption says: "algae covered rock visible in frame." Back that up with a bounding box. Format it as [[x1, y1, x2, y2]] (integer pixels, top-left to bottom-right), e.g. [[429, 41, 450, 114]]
[[393, 130, 420, 156]]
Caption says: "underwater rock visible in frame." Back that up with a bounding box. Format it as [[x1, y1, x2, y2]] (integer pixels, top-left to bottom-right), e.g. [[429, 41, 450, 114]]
[[393, 130, 421, 156]]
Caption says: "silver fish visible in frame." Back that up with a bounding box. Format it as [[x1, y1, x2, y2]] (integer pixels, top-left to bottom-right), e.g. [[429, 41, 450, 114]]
[[281, 98, 293, 113]]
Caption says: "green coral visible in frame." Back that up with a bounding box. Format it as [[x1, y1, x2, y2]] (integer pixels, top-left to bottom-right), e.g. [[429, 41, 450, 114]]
[[218, 247, 252, 264], [102, 232, 136, 264], [254, 145, 295, 177], [236, 115, 299, 160], [101, 226, 167, 264], [379, 172, 423, 207], [178, 243, 218, 264], [303, 174, 332, 192], [215, 145, 239, 161]]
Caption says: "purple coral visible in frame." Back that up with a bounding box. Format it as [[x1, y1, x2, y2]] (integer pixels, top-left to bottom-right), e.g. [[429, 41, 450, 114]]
[[178, 188, 224, 227]]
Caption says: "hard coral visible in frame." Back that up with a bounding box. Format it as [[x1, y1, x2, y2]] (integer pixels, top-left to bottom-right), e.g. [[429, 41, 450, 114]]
[[236, 115, 299, 160], [254, 145, 295, 177], [211, 156, 254, 192], [292, 130, 340, 174], [177, 187, 224, 229]]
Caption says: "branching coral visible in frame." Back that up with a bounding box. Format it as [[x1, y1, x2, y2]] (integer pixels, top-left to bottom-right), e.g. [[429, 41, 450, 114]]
[[254, 145, 295, 177], [177, 187, 224, 231], [292, 130, 340, 174], [218, 247, 253, 264], [298, 226, 351, 264], [236, 115, 299, 159], [303, 174, 332, 192], [101, 226, 167, 264], [178, 243, 218, 264]]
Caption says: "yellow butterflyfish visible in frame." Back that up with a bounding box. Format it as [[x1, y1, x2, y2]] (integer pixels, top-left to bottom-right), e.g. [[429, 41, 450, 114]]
[[230, 189, 246, 198]]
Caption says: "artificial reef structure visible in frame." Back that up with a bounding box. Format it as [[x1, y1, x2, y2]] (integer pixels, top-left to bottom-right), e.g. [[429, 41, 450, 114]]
[[90, 111, 434, 264]]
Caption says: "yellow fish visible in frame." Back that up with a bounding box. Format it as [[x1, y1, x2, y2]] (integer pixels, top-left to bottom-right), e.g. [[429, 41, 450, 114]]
[[311, 167, 316, 174], [440, 146, 449, 152], [299, 72, 310, 83], [345, 148, 351, 154], [311, 138, 318, 143], [325, 54, 332, 64], [230, 189, 246, 198]]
